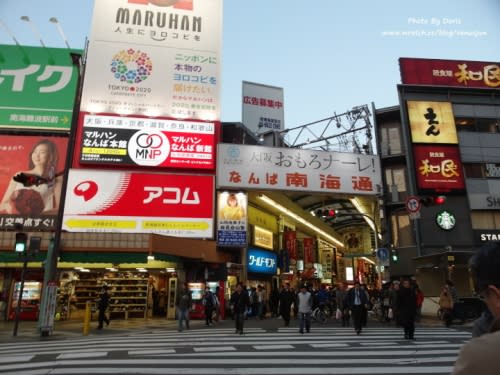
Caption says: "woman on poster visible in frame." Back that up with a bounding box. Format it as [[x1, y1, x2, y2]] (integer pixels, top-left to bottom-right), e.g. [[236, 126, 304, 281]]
[[0, 139, 62, 216]]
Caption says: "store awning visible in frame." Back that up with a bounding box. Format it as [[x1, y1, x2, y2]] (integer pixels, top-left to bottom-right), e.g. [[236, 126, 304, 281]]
[[0, 251, 47, 263], [151, 235, 231, 263]]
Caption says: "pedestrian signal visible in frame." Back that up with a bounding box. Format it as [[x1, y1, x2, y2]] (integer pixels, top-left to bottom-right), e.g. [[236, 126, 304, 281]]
[[15, 233, 27, 252]]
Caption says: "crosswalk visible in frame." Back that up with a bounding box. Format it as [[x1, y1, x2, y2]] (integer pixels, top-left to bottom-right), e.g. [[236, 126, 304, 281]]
[[0, 326, 470, 374]]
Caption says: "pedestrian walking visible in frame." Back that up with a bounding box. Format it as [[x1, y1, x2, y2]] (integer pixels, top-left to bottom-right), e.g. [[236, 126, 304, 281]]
[[346, 281, 368, 335], [96, 285, 110, 330], [213, 286, 221, 323], [230, 283, 251, 335], [279, 283, 295, 327], [176, 284, 192, 331], [396, 278, 417, 340], [297, 284, 312, 334], [415, 285, 424, 322], [452, 242, 500, 375], [439, 284, 454, 327], [335, 282, 349, 327], [256, 285, 265, 319], [202, 287, 216, 326], [269, 286, 280, 317]]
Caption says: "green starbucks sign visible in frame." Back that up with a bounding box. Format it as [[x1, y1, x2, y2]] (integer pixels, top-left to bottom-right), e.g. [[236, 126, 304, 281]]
[[0, 45, 81, 130]]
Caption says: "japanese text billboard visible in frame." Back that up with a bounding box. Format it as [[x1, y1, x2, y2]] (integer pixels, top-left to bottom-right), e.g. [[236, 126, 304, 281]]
[[407, 101, 458, 144], [413, 145, 465, 192], [0, 135, 68, 230], [217, 191, 247, 247], [400, 57, 500, 89], [80, 114, 215, 169], [81, 0, 222, 120], [0, 45, 80, 130], [242, 81, 284, 135], [63, 169, 214, 237], [217, 144, 382, 195], [247, 247, 277, 275]]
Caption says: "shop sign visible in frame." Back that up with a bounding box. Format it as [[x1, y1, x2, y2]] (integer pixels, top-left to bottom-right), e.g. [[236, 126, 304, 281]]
[[253, 226, 273, 250], [485, 164, 500, 178], [63, 169, 214, 237], [413, 145, 465, 192], [303, 238, 315, 264], [242, 81, 284, 136], [473, 230, 500, 242], [217, 144, 381, 196], [0, 135, 69, 231], [0, 45, 80, 130], [81, 0, 222, 120], [247, 248, 277, 275], [79, 114, 216, 170], [407, 101, 458, 144], [467, 180, 500, 210], [285, 230, 297, 263], [400, 57, 500, 89]]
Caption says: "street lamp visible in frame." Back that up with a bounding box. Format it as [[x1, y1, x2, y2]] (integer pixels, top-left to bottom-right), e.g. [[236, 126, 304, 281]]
[[49, 17, 71, 49], [20, 16, 46, 48]]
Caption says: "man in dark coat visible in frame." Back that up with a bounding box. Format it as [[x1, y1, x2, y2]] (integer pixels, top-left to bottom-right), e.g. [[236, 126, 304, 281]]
[[346, 281, 369, 335], [396, 278, 417, 339], [230, 283, 250, 335], [279, 283, 295, 327], [97, 285, 110, 330]]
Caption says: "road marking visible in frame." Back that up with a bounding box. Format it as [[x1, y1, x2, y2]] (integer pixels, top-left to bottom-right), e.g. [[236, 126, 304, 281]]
[[193, 346, 236, 352]]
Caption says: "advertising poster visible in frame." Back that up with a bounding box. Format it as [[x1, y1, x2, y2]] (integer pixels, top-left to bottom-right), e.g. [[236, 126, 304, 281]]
[[80, 114, 215, 169], [242, 81, 284, 135], [303, 237, 315, 265], [63, 169, 214, 238], [216, 191, 247, 247], [0, 45, 80, 130], [81, 0, 222, 121], [407, 101, 458, 144], [285, 230, 297, 264], [0, 135, 68, 231], [247, 247, 277, 275]]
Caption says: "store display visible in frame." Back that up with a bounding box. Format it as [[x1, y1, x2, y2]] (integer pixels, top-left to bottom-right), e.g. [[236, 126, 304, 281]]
[[8, 281, 41, 321]]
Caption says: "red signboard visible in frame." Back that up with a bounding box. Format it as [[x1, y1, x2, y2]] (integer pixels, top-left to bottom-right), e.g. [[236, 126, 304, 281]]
[[400, 57, 500, 89], [285, 230, 297, 263], [63, 169, 214, 237], [413, 145, 465, 192], [303, 237, 314, 264]]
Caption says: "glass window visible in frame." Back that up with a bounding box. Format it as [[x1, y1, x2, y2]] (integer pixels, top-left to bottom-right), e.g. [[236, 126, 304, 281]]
[[476, 118, 500, 133], [455, 117, 476, 132], [471, 211, 500, 229], [379, 124, 403, 156], [463, 163, 484, 178], [391, 213, 414, 247]]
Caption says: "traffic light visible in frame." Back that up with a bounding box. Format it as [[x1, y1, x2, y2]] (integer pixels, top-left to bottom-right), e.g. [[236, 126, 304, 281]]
[[315, 209, 336, 218], [14, 233, 27, 252], [13, 173, 48, 187], [420, 195, 446, 206], [391, 248, 399, 263]]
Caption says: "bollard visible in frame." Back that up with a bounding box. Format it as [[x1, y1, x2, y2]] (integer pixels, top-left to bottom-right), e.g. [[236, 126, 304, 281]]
[[83, 301, 91, 335]]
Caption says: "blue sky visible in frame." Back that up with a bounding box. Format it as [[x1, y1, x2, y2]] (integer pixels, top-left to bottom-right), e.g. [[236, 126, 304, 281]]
[[1, 0, 499, 128]]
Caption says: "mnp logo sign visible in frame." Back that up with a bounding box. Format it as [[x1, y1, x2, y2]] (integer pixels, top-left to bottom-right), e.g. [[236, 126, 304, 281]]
[[128, 129, 170, 166], [128, 0, 193, 10]]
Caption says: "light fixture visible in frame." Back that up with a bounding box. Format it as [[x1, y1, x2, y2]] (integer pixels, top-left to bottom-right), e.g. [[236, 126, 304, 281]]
[[350, 198, 382, 240], [147, 255, 155, 261], [49, 17, 71, 49], [165, 268, 176, 272], [361, 256, 376, 265], [105, 267, 118, 271], [258, 133, 264, 142], [20, 16, 46, 47], [258, 194, 344, 248]]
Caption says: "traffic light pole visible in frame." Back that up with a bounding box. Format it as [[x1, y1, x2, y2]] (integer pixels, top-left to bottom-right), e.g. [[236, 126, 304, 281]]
[[37, 52, 83, 336], [12, 257, 28, 336]]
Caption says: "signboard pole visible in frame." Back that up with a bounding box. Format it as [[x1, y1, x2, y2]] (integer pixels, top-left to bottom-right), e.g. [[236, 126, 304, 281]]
[[38, 52, 83, 337]]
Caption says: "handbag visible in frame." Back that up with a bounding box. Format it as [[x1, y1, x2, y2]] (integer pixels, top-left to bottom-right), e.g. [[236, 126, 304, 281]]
[[388, 307, 394, 319], [335, 308, 342, 320]]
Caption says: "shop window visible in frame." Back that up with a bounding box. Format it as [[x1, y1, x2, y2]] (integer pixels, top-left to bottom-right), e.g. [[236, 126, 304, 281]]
[[455, 117, 476, 132], [463, 163, 485, 178], [476, 118, 500, 133]]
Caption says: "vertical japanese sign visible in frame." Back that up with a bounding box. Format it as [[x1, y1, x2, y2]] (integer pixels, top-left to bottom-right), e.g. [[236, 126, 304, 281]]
[[81, 0, 222, 121], [285, 230, 297, 265], [216, 191, 247, 247], [242, 81, 284, 135], [303, 237, 315, 265], [407, 101, 458, 144], [0, 135, 68, 231], [0, 45, 80, 130]]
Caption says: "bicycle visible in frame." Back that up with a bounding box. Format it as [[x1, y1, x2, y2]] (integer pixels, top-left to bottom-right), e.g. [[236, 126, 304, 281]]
[[312, 305, 329, 324]]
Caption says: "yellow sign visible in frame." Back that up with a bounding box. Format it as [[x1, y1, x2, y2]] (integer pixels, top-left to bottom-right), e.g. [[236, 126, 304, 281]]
[[142, 221, 209, 230], [407, 101, 458, 144], [64, 219, 136, 229], [253, 226, 274, 250]]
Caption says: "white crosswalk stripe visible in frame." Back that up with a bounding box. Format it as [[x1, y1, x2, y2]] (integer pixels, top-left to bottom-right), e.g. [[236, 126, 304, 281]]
[[0, 326, 470, 374]]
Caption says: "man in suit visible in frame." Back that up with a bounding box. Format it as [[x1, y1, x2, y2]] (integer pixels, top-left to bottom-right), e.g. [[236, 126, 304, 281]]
[[346, 281, 368, 335]]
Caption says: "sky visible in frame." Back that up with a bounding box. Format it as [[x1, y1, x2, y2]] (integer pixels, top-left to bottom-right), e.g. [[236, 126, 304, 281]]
[[1, 0, 499, 130]]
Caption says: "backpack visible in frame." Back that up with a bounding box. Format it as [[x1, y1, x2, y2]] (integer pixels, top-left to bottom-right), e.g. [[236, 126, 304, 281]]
[[203, 292, 214, 307]]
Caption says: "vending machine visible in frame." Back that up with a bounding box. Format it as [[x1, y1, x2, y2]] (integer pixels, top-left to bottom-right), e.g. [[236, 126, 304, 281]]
[[187, 282, 205, 319], [8, 281, 42, 321]]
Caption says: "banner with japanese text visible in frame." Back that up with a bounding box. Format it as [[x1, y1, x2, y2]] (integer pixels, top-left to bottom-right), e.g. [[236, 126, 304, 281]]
[[81, 0, 222, 121], [303, 237, 315, 265], [79, 113, 215, 169], [400, 57, 500, 89], [0, 45, 80, 130], [0, 135, 68, 231], [217, 144, 382, 195], [242, 81, 284, 135], [216, 191, 247, 247], [63, 169, 214, 237], [285, 230, 297, 264], [407, 101, 458, 144]]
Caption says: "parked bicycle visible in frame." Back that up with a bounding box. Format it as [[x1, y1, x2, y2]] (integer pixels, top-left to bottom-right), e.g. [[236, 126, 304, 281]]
[[312, 304, 331, 324]]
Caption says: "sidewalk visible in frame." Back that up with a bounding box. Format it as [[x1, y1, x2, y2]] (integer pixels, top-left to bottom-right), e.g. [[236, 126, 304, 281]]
[[0, 313, 470, 342]]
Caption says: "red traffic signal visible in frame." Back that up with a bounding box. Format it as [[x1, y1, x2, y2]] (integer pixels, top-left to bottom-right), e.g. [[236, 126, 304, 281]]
[[420, 195, 446, 206], [315, 209, 336, 218]]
